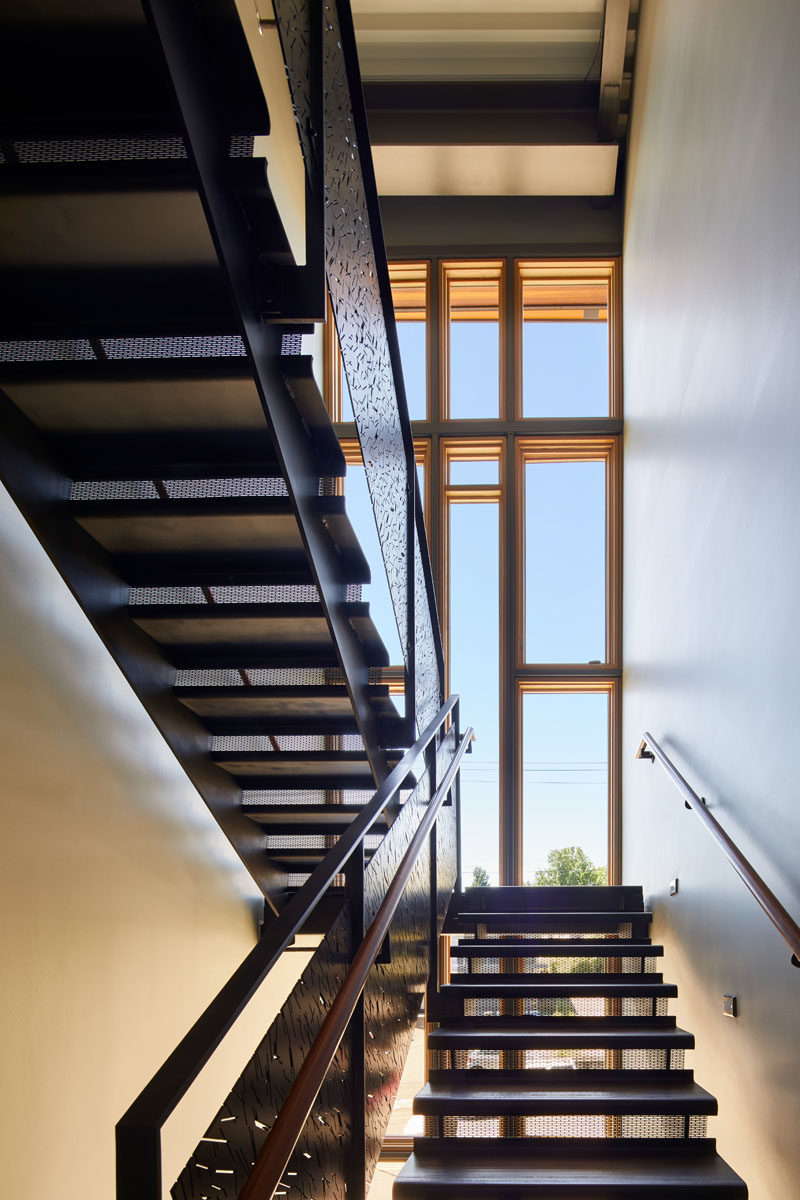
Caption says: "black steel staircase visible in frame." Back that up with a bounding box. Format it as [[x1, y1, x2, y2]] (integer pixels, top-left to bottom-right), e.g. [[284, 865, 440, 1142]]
[[0, 0, 415, 913], [396, 885, 748, 1198]]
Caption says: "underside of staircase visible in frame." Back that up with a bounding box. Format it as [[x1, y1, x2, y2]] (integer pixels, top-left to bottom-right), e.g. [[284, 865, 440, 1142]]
[[396, 886, 748, 1198], [0, 0, 409, 914]]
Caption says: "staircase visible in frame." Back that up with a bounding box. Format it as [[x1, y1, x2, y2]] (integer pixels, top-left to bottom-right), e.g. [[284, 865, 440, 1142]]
[[395, 886, 747, 1198], [0, 1, 409, 912]]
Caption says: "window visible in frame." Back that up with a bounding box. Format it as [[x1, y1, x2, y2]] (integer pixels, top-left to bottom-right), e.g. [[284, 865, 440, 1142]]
[[325, 258, 621, 886]]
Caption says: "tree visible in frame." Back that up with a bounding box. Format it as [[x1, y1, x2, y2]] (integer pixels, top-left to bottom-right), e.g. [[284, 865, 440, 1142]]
[[470, 864, 490, 887], [533, 846, 607, 887]]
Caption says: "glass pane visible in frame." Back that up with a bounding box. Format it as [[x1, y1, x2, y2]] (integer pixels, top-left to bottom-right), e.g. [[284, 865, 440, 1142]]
[[345, 463, 403, 668], [522, 691, 608, 883], [446, 266, 501, 420], [341, 363, 354, 421], [448, 458, 499, 485], [390, 263, 428, 422], [450, 501, 499, 885], [525, 459, 606, 663], [396, 322, 426, 421], [523, 322, 608, 417], [521, 279, 609, 417]]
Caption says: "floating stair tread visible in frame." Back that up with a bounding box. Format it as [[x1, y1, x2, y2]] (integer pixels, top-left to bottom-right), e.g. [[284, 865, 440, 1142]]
[[413, 1079, 717, 1116], [425, 1069, 695, 1087], [429, 1019, 693, 1051], [458, 885, 645, 913], [131, 602, 386, 660], [215, 750, 384, 777], [55, 428, 287, 480], [175, 683, 391, 716], [445, 911, 652, 935], [451, 941, 663, 959], [71, 495, 360, 555], [438, 979, 676, 998], [114, 550, 334, 587], [243, 804, 387, 832], [395, 1143, 747, 1197], [0, 363, 270, 436], [268, 849, 375, 869]]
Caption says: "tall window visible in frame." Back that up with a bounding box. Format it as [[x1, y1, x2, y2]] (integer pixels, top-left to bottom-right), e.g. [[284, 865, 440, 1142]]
[[327, 258, 621, 887]]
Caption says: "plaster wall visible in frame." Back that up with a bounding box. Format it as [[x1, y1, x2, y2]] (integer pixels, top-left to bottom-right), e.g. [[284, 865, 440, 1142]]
[[622, 3, 800, 1196], [0, 483, 263, 1199]]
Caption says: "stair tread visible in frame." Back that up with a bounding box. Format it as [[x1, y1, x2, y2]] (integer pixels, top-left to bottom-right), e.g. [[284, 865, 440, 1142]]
[[439, 979, 675, 996], [429, 1019, 693, 1050], [451, 942, 663, 957], [414, 1079, 717, 1114], [456, 912, 653, 922], [244, 805, 385, 831], [458, 885, 644, 913], [396, 1144, 746, 1196]]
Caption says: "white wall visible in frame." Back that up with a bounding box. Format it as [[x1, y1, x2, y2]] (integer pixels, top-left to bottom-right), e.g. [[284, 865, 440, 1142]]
[[622, 3, 800, 1196], [0, 483, 263, 1199]]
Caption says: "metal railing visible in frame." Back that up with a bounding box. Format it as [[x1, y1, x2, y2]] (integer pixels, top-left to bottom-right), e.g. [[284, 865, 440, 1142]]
[[116, 698, 467, 1198], [638, 733, 800, 967]]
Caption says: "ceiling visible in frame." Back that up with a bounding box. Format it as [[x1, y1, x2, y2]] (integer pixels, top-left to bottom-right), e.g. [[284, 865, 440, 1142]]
[[352, 0, 638, 200]]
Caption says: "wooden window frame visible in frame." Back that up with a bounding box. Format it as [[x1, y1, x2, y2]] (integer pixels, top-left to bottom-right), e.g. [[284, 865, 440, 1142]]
[[440, 259, 507, 422], [514, 259, 622, 421], [515, 435, 622, 672]]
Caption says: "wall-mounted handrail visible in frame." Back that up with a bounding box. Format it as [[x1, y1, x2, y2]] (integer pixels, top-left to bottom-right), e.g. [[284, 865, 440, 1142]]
[[238, 724, 472, 1200], [116, 695, 459, 1198], [638, 732, 800, 967]]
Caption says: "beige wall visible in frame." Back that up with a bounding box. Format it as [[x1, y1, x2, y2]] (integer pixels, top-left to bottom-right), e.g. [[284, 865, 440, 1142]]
[[0, 483, 263, 1198], [622, 2, 800, 1197]]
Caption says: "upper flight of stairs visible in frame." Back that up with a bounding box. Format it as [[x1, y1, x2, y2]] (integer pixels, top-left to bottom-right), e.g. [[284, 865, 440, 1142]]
[[0, 2, 407, 907], [395, 886, 747, 1198]]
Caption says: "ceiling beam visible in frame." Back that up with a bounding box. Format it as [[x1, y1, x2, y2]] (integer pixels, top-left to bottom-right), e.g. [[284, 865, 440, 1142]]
[[598, 0, 631, 141]]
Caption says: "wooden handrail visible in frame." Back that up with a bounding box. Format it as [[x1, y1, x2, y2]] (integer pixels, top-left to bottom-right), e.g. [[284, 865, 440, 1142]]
[[638, 732, 800, 967], [238, 724, 473, 1200]]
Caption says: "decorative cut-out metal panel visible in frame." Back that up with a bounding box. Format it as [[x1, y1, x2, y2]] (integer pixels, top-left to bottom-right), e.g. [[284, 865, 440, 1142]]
[[171, 908, 354, 1200], [362, 730, 459, 1186], [271, 0, 315, 175], [273, 0, 442, 731]]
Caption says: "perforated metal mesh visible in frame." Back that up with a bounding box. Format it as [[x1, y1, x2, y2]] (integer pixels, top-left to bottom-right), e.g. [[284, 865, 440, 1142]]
[[619, 1116, 692, 1138], [70, 481, 159, 501], [131, 584, 335, 606], [621, 997, 670, 1018], [177, 669, 243, 687], [268, 835, 327, 850], [166, 477, 288, 498], [477, 927, 632, 942], [525, 1115, 606, 1138], [214, 735, 328, 753], [281, 333, 304, 355], [0, 339, 94, 362], [176, 668, 342, 688], [242, 790, 326, 806], [129, 587, 208, 605], [434, 1113, 706, 1140], [103, 335, 246, 359], [229, 135, 256, 157], [442, 1117, 500, 1138], [13, 136, 187, 162]]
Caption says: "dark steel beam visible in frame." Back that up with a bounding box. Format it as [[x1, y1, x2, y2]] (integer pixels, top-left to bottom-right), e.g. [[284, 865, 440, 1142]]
[[142, 0, 389, 781]]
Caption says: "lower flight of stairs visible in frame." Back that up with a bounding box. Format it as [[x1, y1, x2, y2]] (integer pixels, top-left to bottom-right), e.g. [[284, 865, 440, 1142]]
[[395, 885, 747, 1198]]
